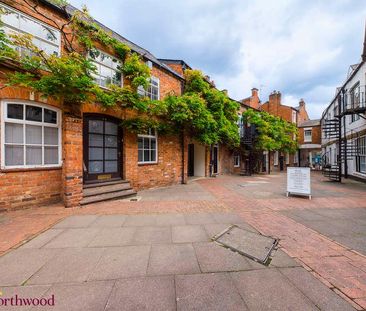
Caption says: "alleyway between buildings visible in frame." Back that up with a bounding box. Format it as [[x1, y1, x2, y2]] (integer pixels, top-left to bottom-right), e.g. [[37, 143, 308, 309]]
[[0, 172, 365, 310]]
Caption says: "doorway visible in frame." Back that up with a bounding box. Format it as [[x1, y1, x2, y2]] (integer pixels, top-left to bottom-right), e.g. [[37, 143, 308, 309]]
[[211, 144, 219, 175], [83, 115, 122, 183], [188, 144, 194, 177]]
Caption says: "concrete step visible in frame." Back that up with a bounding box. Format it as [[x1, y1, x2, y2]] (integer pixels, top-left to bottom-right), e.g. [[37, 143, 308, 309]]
[[83, 179, 129, 189], [80, 189, 137, 205], [83, 182, 132, 197]]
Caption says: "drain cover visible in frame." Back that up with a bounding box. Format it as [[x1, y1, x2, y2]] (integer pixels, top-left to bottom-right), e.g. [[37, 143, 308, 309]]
[[212, 225, 278, 265]]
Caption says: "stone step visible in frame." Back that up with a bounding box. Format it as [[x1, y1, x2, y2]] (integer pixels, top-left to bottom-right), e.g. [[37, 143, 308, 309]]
[[83, 182, 132, 197], [80, 189, 137, 205], [83, 179, 129, 189]]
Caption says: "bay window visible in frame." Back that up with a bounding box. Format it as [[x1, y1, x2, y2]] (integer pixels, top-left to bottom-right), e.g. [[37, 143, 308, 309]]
[[138, 128, 157, 164], [1, 102, 61, 168], [0, 3, 61, 56]]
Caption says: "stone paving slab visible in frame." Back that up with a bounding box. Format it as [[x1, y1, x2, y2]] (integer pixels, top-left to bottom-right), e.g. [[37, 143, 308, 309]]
[[88, 215, 127, 227], [230, 269, 318, 310], [155, 213, 186, 226], [0, 248, 59, 286], [148, 244, 200, 276], [33, 281, 114, 311], [20, 229, 64, 249], [88, 227, 136, 247], [132, 226, 172, 244], [43, 228, 100, 248], [176, 273, 248, 311], [280, 267, 356, 311], [89, 245, 151, 281], [184, 213, 217, 225], [123, 214, 157, 227], [172, 225, 209, 243], [27, 248, 104, 285], [105, 276, 176, 311], [53, 215, 99, 228]]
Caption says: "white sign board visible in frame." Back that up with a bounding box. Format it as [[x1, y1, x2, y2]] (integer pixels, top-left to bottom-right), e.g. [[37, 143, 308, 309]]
[[286, 167, 311, 199]]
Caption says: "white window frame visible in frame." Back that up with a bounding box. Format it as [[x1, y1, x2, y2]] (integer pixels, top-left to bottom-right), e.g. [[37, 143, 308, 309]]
[[356, 136, 366, 174], [1, 100, 62, 169], [286, 152, 290, 165], [137, 128, 158, 164], [304, 128, 312, 143], [233, 153, 240, 167], [89, 49, 122, 89], [138, 76, 160, 100], [294, 151, 298, 164], [274, 151, 279, 166], [0, 3, 61, 57]]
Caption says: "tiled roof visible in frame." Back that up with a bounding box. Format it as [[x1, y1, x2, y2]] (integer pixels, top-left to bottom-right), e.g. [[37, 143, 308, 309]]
[[299, 119, 320, 127]]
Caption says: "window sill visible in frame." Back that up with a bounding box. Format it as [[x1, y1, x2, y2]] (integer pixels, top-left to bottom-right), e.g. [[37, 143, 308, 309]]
[[354, 172, 366, 178], [0, 166, 62, 173], [138, 162, 158, 166]]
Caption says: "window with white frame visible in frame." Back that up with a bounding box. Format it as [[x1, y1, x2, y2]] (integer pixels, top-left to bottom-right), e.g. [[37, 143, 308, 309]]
[[286, 152, 290, 165], [294, 151, 298, 164], [1, 102, 61, 168], [137, 77, 160, 100], [274, 151, 279, 166], [233, 153, 240, 167], [0, 3, 61, 56], [356, 136, 366, 174], [89, 49, 122, 88], [292, 110, 297, 124], [304, 128, 312, 142], [138, 128, 157, 163]]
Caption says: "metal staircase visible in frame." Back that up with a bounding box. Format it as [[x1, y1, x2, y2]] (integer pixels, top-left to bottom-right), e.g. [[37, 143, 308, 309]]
[[240, 124, 258, 176], [321, 86, 365, 182]]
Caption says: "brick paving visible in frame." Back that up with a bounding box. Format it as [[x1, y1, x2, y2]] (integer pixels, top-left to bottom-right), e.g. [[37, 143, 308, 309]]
[[0, 171, 365, 309]]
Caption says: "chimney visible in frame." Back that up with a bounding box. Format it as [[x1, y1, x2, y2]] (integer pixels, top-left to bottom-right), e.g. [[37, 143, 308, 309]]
[[269, 91, 281, 106], [299, 98, 305, 107], [251, 88, 258, 97]]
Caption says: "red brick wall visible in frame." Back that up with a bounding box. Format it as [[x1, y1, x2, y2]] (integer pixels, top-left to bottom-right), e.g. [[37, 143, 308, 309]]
[[298, 125, 321, 145], [219, 145, 241, 175]]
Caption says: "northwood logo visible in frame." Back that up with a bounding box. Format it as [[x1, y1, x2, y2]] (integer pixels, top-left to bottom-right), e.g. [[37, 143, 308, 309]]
[[0, 290, 55, 307]]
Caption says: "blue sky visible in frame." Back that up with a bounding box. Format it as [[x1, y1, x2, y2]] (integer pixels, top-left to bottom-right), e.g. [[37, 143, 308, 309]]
[[69, 0, 366, 119]]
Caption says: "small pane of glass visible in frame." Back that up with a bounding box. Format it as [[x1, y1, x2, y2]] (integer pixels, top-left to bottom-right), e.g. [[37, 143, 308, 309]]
[[105, 121, 118, 135], [26, 146, 42, 165], [44, 109, 57, 124], [5, 145, 24, 166], [89, 161, 104, 173], [105, 135, 117, 147], [26, 105, 42, 122], [89, 134, 103, 147], [26, 125, 42, 144], [144, 150, 150, 162], [105, 148, 117, 160], [7, 104, 23, 120], [44, 146, 58, 164], [144, 138, 149, 149], [150, 150, 156, 162], [44, 127, 58, 145], [89, 120, 103, 133], [138, 150, 143, 162], [105, 161, 118, 173], [151, 139, 156, 150], [138, 137, 143, 149], [89, 147, 103, 161], [5, 123, 23, 144]]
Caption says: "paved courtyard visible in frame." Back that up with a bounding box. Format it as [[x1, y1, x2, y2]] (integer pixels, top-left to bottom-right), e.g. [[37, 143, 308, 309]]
[[0, 172, 365, 310]]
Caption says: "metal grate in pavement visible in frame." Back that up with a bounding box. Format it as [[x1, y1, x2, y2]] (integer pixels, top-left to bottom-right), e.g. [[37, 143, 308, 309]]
[[212, 225, 279, 265]]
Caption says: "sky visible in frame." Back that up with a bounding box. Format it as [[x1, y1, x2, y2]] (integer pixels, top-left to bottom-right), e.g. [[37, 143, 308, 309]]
[[69, 0, 366, 119]]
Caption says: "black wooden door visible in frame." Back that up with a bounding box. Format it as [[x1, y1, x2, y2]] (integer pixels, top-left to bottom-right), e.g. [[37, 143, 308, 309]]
[[188, 144, 194, 177], [212, 145, 218, 174], [279, 155, 284, 171], [83, 115, 122, 182]]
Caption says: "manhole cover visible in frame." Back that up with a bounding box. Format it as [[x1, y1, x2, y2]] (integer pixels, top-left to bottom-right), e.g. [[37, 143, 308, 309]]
[[212, 225, 279, 265]]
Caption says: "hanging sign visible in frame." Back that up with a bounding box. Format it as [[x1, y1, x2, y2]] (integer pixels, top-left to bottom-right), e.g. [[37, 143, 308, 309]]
[[286, 167, 311, 199]]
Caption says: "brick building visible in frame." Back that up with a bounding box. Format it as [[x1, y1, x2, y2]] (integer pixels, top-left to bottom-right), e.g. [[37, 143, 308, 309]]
[[260, 91, 314, 172], [0, 0, 236, 210], [298, 119, 322, 169]]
